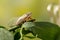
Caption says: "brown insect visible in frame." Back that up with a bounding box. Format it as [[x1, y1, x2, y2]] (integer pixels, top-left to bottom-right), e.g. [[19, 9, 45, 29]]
[[15, 12, 35, 25], [9, 12, 35, 31]]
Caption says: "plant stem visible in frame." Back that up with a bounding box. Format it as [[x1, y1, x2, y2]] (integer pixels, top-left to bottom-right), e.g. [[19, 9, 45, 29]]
[[20, 28, 23, 40]]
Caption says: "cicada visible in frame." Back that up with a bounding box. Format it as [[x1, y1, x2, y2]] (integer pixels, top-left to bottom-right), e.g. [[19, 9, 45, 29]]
[[8, 12, 35, 31], [15, 12, 35, 25]]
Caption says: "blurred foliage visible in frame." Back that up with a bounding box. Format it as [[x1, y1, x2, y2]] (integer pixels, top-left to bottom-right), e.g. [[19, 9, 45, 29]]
[[0, 26, 14, 40]]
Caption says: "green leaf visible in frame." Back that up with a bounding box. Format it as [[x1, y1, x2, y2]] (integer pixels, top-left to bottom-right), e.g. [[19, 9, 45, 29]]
[[55, 30, 60, 40], [22, 29, 31, 35], [21, 22, 42, 40], [0, 28, 14, 40], [16, 22, 60, 40], [30, 22, 60, 40], [22, 22, 35, 30], [0, 26, 5, 28], [23, 33, 41, 40]]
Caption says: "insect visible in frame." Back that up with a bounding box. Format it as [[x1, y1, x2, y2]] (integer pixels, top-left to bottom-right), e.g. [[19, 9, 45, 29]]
[[15, 12, 35, 25], [9, 12, 35, 31]]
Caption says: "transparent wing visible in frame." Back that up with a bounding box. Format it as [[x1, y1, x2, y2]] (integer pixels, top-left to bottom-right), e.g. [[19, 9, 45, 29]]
[[7, 17, 19, 28]]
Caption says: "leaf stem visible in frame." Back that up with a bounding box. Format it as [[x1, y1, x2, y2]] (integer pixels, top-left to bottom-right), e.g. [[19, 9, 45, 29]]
[[20, 28, 23, 40]]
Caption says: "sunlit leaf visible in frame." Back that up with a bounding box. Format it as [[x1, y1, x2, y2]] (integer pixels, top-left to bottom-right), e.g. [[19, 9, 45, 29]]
[[0, 28, 14, 40], [23, 33, 41, 40], [22, 22, 35, 30]]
